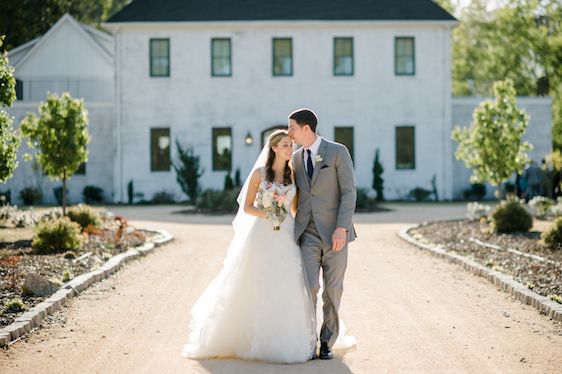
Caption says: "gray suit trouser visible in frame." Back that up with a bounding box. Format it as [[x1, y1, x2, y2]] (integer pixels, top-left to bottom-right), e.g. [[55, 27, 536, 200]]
[[300, 217, 348, 348]]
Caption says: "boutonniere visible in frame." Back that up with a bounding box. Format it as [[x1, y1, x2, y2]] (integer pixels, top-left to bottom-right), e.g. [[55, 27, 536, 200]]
[[315, 154, 324, 164]]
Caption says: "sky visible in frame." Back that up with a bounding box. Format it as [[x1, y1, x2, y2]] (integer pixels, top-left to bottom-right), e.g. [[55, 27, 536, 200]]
[[454, 0, 506, 15]]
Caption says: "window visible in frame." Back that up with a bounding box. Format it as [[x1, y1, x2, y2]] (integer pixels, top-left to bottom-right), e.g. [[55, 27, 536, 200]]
[[334, 38, 353, 76], [396, 126, 415, 169], [150, 128, 171, 171], [261, 126, 287, 149], [213, 128, 232, 171], [272, 38, 292, 76], [395, 37, 415, 76], [75, 162, 86, 175], [150, 38, 170, 77], [211, 38, 232, 76], [334, 127, 354, 161], [15, 79, 23, 100]]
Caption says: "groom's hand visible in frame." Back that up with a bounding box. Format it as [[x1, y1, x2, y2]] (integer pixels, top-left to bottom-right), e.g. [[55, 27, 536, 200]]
[[332, 228, 347, 252]]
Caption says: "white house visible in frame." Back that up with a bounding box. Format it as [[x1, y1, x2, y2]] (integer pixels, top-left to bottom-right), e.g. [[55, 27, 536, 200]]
[[104, 0, 551, 202], [4, 14, 115, 204], [2, 1, 552, 204]]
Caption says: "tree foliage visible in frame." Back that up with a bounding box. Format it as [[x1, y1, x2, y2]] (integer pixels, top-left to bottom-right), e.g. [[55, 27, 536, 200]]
[[0, 35, 20, 183], [173, 139, 204, 203], [372, 148, 384, 201], [452, 79, 532, 187], [20, 92, 90, 213], [0, 0, 130, 51], [449, 0, 562, 149]]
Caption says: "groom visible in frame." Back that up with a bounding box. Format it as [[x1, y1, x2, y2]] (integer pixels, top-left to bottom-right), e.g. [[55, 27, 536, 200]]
[[288, 108, 357, 360]]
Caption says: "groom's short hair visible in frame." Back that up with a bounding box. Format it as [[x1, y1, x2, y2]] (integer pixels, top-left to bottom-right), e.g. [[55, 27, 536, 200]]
[[289, 108, 318, 132]]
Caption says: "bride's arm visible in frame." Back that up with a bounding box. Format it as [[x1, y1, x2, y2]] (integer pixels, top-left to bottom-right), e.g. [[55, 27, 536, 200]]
[[291, 188, 298, 217], [244, 169, 267, 218]]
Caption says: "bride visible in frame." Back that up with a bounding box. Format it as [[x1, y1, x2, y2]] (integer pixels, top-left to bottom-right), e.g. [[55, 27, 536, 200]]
[[182, 130, 317, 363]]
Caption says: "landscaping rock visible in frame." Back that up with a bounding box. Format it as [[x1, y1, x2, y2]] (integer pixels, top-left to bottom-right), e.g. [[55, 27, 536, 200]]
[[21, 273, 59, 297]]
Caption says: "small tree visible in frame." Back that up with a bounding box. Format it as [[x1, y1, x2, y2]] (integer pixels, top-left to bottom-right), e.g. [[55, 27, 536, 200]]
[[372, 148, 384, 201], [224, 171, 234, 191], [173, 139, 204, 203], [127, 180, 134, 204], [20, 92, 90, 214], [0, 35, 21, 183], [452, 79, 532, 194], [234, 167, 241, 188]]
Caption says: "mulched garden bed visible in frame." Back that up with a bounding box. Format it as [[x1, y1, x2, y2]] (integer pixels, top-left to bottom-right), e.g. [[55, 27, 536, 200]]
[[0, 221, 157, 328], [409, 220, 562, 304]]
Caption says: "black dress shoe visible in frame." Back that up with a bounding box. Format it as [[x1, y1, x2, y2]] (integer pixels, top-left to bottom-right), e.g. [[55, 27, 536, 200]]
[[319, 342, 333, 360]]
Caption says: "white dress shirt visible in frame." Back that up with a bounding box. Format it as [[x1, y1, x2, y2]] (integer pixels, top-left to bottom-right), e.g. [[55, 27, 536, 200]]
[[304, 136, 322, 175]]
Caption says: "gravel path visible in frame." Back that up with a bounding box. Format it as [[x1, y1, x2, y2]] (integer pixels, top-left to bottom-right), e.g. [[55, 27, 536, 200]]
[[1, 204, 561, 373]]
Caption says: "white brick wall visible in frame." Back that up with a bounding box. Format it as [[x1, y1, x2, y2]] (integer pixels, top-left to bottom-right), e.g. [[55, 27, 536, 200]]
[[113, 21, 455, 201]]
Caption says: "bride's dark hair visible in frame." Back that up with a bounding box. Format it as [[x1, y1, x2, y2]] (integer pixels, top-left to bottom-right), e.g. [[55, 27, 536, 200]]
[[265, 130, 293, 186]]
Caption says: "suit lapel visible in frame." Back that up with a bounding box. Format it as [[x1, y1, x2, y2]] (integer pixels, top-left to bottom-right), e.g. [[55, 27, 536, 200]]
[[294, 147, 310, 191], [310, 139, 327, 187]]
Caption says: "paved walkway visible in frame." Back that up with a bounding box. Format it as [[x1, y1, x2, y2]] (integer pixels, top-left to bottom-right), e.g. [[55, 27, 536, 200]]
[[1, 203, 561, 373]]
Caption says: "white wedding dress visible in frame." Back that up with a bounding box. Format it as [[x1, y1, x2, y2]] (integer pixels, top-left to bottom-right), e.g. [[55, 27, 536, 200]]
[[182, 172, 318, 363]]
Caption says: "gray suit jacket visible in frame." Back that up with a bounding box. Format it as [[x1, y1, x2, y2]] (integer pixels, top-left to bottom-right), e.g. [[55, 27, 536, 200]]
[[293, 138, 357, 246]]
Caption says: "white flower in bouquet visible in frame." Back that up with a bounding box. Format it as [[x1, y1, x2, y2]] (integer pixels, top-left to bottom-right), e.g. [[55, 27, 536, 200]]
[[256, 182, 289, 230]]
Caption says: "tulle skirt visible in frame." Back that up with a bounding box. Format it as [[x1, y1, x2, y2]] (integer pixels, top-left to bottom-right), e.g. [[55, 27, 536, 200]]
[[182, 217, 318, 363]]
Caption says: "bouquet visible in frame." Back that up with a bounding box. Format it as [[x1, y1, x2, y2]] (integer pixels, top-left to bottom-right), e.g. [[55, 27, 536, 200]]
[[256, 182, 289, 230]]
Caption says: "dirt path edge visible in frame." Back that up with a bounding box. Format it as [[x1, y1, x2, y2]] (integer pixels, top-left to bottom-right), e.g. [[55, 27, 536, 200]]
[[398, 224, 562, 323], [0, 229, 174, 347]]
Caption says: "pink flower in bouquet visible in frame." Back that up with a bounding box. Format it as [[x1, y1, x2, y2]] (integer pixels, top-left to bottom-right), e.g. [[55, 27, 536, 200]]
[[273, 192, 287, 206]]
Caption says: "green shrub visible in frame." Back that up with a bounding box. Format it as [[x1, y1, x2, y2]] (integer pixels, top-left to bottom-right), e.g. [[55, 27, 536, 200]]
[[53, 186, 67, 205], [0, 189, 11, 206], [491, 199, 533, 233], [196, 188, 240, 211], [19, 186, 43, 205], [151, 190, 175, 204], [224, 172, 234, 191], [67, 204, 102, 229], [541, 216, 562, 250], [32, 217, 83, 254], [408, 187, 432, 202], [127, 180, 134, 204], [61, 269, 73, 283], [356, 188, 377, 210], [4, 297, 26, 313], [83, 185, 104, 204], [463, 183, 487, 201]]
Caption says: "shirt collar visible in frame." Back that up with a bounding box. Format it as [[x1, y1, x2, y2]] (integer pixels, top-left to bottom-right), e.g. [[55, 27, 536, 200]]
[[305, 136, 322, 154]]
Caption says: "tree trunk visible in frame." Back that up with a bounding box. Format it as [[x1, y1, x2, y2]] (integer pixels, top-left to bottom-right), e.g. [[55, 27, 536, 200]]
[[62, 171, 67, 216]]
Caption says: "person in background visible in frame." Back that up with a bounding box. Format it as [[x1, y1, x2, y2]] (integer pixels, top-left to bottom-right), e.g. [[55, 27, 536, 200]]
[[524, 160, 544, 200]]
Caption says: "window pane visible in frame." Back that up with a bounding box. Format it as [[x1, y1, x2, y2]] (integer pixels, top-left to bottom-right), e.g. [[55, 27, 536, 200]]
[[15, 79, 23, 100], [212, 39, 231, 76], [150, 39, 170, 77], [396, 126, 415, 169], [334, 127, 354, 161], [334, 38, 353, 75], [273, 38, 292, 76], [395, 37, 415, 75], [213, 128, 232, 171], [151, 128, 171, 171]]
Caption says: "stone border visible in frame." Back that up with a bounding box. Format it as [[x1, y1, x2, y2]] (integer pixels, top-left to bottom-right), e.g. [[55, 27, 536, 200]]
[[398, 224, 562, 323], [0, 229, 174, 347]]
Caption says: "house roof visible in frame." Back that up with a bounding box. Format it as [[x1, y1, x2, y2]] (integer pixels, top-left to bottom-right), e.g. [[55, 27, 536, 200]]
[[9, 13, 113, 69], [107, 0, 456, 23]]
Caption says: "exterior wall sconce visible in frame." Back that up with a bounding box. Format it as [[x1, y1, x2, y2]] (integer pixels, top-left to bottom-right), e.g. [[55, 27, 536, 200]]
[[245, 131, 253, 145]]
